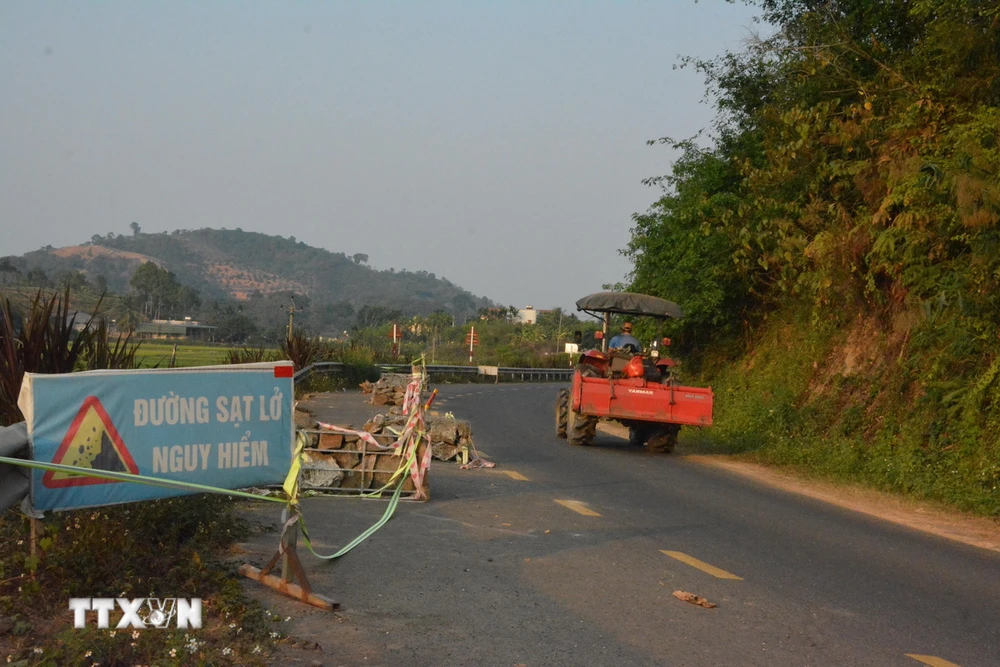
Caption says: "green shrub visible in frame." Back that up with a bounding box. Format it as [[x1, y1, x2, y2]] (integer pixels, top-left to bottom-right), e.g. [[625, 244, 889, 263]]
[[0, 496, 281, 665]]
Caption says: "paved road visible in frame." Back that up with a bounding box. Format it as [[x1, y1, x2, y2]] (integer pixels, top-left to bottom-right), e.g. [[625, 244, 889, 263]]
[[242, 383, 1000, 667]]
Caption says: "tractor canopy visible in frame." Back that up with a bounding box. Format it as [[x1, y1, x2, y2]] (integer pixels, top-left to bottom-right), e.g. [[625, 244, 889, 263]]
[[575, 291, 683, 320]]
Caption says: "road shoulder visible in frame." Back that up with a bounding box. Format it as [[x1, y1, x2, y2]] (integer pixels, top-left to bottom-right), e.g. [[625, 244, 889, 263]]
[[597, 421, 1000, 553]]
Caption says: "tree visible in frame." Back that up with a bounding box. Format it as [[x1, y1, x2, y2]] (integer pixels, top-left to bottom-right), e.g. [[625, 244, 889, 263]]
[[0, 258, 20, 286], [424, 309, 453, 362], [175, 285, 201, 315], [56, 270, 89, 292], [25, 268, 50, 287], [518, 324, 547, 344], [130, 262, 161, 316], [117, 309, 140, 334], [130, 222, 141, 236], [425, 309, 453, 333], [354, 305, 403, 330], [129, 262, 202, 319], [624, 138, 752, 341], [212, 305, 259, 344], [352, 253, 369, 265]]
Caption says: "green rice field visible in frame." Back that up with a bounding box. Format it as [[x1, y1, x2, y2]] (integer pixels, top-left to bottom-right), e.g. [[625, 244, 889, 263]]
[[133, 342, 275, 368]]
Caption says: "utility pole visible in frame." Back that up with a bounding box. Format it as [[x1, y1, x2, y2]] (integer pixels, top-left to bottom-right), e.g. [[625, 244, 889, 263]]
[[554, 309, 563, 354], [286, 296, 296, 340]]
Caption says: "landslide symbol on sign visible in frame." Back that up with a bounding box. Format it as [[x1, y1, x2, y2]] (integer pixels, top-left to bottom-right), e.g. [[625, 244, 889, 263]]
[[42, 396, 139, 488]]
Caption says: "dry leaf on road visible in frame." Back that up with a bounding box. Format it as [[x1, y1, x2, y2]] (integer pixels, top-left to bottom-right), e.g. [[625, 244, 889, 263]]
[[672, 590, 717, 608]]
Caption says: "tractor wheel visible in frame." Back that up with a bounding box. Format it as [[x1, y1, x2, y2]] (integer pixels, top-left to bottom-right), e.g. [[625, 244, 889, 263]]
[[567, 409, 596, 446], [555, 389, 569, 438], [647, 425, 679, 454], [628, 424, 647, 447]]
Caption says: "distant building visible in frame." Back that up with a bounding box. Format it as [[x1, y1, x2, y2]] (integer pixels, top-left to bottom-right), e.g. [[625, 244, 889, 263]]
[[66, 311, 101, 332], [518, 306, 539, 325], [136, 318, 216, 341]]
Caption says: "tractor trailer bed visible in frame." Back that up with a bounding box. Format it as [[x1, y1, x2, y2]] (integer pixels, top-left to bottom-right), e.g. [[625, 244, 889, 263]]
[[572, 374, 713, 427]]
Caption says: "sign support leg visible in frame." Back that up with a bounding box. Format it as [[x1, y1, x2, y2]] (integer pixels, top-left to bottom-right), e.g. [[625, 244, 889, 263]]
[[240, 509, 338, 611], [280, 518, 297, 582]]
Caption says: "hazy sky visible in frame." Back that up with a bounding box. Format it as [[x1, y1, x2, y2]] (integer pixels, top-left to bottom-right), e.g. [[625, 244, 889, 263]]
[[1, 1, 761, 312]]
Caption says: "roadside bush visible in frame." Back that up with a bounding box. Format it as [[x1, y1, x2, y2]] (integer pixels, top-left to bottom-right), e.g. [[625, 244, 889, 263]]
[[0, 288, 284, 664], [223, 346, 275, 365], [0, 496, 281, 666]]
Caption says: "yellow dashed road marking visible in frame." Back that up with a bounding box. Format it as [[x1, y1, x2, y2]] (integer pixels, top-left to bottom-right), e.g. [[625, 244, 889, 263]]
[[906, 655, 961, 667], [503, 470, 529, 481], [660, 550, 743, 580], [555, 499, 601, 516]]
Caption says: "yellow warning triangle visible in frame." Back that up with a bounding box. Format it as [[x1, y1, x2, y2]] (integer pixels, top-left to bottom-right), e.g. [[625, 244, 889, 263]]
[[43, 396, 139, 488]]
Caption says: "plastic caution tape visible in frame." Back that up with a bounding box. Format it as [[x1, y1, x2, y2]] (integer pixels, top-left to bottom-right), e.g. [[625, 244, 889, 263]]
[[282, 430, 308, 503], [311, 423, 389, 450], [282, 361, 433, 558], [0, 455, 288, 504], [3, 358, 435, 563], [296, 445, 414, 560]]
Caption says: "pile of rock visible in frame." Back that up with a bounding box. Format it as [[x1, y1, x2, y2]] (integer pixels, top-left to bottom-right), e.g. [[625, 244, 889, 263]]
[[359, 373, 413, 406], [298, 429, 429, 498], [362, 411, 474, 463]]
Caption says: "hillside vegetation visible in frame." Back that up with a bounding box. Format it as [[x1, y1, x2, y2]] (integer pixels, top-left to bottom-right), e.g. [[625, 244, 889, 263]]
[[625, 0, 1000, 515], [2, 228, 490, 336]]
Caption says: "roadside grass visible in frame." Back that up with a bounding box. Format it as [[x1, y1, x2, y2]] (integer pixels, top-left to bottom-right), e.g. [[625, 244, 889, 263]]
[[0, 496, 284, 666], [683, 305, 1000, 518]]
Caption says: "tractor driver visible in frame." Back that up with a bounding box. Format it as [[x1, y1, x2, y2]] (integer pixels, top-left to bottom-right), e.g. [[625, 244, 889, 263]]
[[608, 321, 642, 353]]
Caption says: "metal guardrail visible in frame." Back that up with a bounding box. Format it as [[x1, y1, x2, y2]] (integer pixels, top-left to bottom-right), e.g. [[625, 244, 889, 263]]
[[0, 422, 30, 513], [294, 362, 573, 383]]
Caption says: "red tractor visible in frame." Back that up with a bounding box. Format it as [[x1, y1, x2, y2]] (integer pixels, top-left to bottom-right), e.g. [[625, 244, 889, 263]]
[[555, 292, 713, 453]]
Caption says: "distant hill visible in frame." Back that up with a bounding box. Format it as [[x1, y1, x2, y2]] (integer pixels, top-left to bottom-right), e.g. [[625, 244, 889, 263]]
[[1, 229, 491, 334]]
